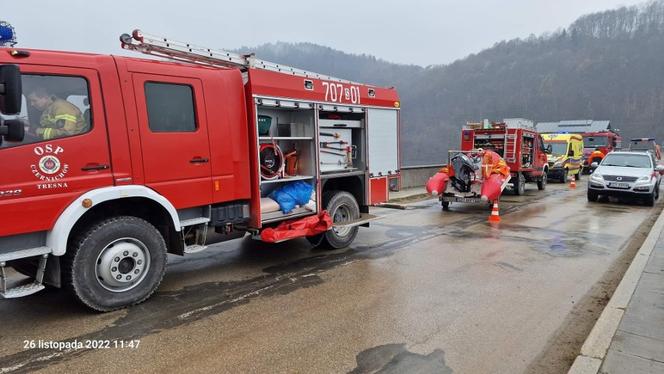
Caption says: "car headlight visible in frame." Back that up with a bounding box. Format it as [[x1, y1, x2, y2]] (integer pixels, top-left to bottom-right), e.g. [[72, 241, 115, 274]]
[[590, 173, 604, 182], [637, 175, 651, 182]]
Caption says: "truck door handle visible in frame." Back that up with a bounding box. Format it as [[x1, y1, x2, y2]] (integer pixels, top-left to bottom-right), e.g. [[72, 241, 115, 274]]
[[190, 157, 209, 164], [81, 163, 110, 171]]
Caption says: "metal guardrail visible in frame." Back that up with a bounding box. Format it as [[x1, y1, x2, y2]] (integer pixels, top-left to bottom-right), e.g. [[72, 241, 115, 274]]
[[399, 164, 446, 189]]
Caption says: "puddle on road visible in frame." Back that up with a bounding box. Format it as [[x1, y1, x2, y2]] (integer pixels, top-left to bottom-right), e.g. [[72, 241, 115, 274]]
[[349, 343, 452, 374], [495, 224, 618, 257]]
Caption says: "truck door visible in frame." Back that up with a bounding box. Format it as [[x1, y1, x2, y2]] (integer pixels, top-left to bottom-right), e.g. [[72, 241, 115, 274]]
[[0, 66, 112, 236], [367, 108, 399, 204], [132, 74, 212, 208]]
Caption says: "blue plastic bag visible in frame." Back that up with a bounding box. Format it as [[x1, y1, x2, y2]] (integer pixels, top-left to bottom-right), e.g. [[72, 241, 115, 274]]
[[269, 181, 314, 214]]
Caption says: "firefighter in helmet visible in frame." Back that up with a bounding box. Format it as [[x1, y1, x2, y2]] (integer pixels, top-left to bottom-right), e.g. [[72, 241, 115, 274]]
[[476, 145, 510, 179], [27, 87, 87, 140]]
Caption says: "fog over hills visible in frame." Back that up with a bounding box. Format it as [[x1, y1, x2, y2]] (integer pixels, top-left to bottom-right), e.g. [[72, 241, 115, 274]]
[[241, 0, 664, 165]]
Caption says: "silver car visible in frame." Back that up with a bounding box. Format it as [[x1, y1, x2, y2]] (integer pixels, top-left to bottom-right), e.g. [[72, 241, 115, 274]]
[[587, 151, 663, 206]]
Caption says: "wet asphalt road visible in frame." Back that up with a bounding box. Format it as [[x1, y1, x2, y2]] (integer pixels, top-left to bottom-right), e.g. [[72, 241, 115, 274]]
[[0, 180, 661, 374]]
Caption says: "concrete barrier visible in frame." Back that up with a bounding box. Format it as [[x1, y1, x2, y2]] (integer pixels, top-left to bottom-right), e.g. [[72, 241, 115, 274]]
[[400, 164, 445, 189]]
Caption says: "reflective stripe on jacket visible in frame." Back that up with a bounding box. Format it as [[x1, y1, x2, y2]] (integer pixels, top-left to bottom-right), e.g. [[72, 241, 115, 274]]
[[39, 99, 87, 140]]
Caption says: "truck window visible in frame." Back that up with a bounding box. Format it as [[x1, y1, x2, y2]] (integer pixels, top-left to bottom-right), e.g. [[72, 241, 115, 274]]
[[583, 136, 608, 148], [144, 82, 197, 132], [0, 74, 91, 148]]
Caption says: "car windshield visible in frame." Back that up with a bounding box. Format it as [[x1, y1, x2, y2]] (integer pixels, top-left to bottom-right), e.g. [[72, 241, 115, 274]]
[[544, 141, 568, 156], [601, 154, 652, 168], [583, 136, 608, 147]]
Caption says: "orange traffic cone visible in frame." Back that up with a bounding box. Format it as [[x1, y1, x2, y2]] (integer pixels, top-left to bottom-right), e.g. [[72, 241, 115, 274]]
[[488, 201, 501, 223], [569, 175, 577, 189]]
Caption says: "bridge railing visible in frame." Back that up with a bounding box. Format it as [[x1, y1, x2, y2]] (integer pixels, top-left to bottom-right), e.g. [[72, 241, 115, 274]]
[[399, 164, 445, 190]]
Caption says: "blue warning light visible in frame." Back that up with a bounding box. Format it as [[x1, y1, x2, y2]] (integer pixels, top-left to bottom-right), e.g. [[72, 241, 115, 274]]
[[0, 21, 17, 47]]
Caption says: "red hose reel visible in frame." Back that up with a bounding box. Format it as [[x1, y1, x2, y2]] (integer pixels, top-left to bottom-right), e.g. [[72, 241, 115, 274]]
[[260, 142, 284, 180]]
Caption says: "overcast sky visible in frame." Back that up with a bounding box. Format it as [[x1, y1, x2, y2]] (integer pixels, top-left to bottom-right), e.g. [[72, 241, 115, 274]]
[[4, 0, 647, 66]]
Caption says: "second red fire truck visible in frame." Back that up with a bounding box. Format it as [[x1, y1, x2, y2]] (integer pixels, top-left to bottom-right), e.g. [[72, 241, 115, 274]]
[[0, 30, 401, 310], [461, 119, 549, 194]]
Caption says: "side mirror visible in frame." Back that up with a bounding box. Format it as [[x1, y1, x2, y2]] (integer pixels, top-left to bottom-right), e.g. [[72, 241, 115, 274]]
[[0, 118, 25, 145], [0, 64, 22, 115], [546, 144, 552, 154], [591, 162, 599, 168]]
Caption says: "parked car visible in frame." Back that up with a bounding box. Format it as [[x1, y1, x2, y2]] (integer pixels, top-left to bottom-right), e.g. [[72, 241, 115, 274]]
[[587, 151, 664, 206]]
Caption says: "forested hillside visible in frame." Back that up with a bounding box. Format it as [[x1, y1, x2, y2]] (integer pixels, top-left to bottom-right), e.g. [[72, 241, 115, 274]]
[[241, 1, 664, 165]]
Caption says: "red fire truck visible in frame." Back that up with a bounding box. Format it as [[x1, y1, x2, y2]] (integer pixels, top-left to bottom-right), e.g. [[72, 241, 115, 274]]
[[0, 30, 401, 310], [581, 131, 622, 173], [461, 120, 548, 194]]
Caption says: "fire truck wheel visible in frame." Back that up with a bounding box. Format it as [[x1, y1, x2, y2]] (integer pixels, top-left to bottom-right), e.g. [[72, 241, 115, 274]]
[[62, 216, 167, 312], [319, 191, 360, 249], [514, 173, 526, 195], [537, 172, 547, 191], [441, 201, 450, 211]]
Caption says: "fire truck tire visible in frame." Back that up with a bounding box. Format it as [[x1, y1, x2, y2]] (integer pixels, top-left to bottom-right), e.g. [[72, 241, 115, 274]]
[[514, 173, 526, 195], [537, 172, 547, 191], [318, 191, 360, 249], [441, 201, 450, 211], [62, 216, 167, 312]]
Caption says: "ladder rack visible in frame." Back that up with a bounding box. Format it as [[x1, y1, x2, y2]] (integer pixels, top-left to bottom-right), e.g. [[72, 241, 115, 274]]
[[120, 29, 362, 84], [503, 128, 519, 163]]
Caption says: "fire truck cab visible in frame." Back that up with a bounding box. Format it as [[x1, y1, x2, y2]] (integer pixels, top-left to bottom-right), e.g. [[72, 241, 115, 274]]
[[0, 31, 400, 311]]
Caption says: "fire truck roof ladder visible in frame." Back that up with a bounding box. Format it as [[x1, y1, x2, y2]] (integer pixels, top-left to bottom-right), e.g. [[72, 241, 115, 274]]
[[120, 29, 361, 84]]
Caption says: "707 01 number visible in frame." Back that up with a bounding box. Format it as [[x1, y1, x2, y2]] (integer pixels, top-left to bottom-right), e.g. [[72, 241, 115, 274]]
[[322, 81, 361, 104]]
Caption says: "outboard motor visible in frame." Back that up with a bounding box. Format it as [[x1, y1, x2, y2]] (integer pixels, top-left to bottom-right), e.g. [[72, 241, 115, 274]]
[[450, 153, 478, 192]]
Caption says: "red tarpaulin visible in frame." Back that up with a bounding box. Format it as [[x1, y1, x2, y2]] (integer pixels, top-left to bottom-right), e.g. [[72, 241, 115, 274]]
[[260, 211, 333, 243]]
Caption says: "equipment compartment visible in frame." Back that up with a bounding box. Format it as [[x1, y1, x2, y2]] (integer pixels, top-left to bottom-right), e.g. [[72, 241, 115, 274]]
[[319, 111, 366, 174], [256, 103, 318, 222]]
